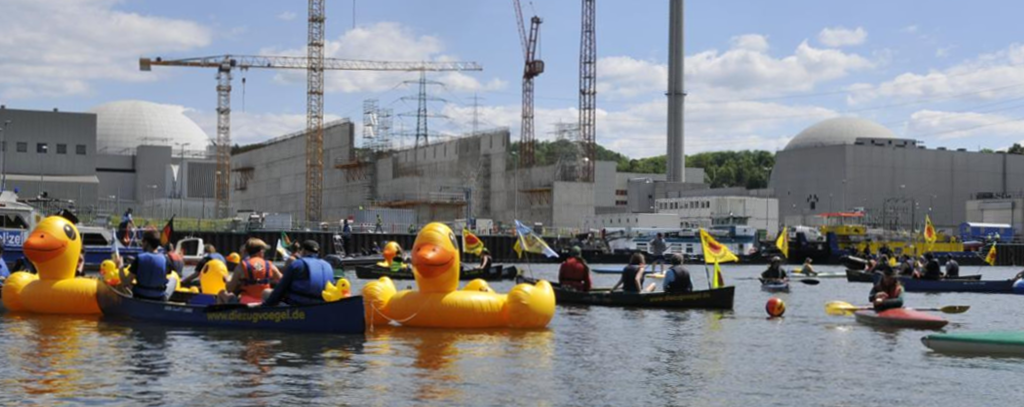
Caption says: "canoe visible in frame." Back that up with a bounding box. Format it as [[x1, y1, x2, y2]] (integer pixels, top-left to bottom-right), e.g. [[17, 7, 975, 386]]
[[853, 308, 948, 329], [592, 267, 661, 275], [96, 281, 366, 334], [900, 278, 1015, 294], [354, 264, 519, 281], [324, 254, 385, 269], [761, 280, 790, 293], [922, 331, 1024, 357], [846, 269, 982, 283], [516, 275, 734, 310]]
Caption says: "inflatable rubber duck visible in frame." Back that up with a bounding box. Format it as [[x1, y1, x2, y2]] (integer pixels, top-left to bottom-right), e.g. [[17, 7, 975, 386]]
[[1, 215, 100, 314], [375, 241, 407, 270], [362, 222, 555, 328], [322, 278, 352, 302], [199, 259, 229, 295]]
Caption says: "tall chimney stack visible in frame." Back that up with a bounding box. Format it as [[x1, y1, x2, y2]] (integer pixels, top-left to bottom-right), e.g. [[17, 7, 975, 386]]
[[666, 0, 686, 183]]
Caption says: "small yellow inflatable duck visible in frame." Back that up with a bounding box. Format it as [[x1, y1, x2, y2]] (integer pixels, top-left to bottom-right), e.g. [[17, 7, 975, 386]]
[[198, 259, 229, 295], [100, 259, 121, 286], [375, 241, 407, 270], [322, 278, 352, 302], [362, 222, 555, 328], [1, 215, 100, 314]]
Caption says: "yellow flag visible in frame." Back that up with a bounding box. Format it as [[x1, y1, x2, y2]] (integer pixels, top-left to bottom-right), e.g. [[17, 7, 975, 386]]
[[711, 260, 725, 289], [700, 228, 739, 264], [775, 227, 789, 259], [985, 244, 997, 266], [462, 228, 484, 256], [923, 215, 937, 247]]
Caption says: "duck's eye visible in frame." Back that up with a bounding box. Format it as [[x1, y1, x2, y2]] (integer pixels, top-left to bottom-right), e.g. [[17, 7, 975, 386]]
[[63, 224, 77, 241]]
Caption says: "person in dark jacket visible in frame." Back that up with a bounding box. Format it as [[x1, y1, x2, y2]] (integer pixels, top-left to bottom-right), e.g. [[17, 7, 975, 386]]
[[761, 256, 788, 282], [944, 257, 960, 278], [612, 253, 655, 293], [662, 254, 692, 293], [921, 252, 942, 280]]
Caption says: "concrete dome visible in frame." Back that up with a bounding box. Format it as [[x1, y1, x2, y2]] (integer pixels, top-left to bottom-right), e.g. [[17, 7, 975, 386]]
[[785, 117, 897, 151], [91, 100, 211, 155]]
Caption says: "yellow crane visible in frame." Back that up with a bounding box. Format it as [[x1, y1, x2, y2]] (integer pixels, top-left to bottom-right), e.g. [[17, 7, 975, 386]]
[[139, 55, 481, 220]]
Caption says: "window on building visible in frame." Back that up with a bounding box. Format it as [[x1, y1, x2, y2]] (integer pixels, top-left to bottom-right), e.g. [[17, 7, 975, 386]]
[[56, 144, 67, 154], [37, 143, 47, 153], [76, 144, 86, 155], [16, 142, 27, 153]]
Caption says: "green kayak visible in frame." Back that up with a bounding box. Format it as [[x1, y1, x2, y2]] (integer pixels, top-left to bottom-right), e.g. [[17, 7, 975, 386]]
[[922, 331, 1024, 357]]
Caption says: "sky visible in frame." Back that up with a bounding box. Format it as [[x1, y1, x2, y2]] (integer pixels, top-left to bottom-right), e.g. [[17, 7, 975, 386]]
[[2, 0, 1024, 158]]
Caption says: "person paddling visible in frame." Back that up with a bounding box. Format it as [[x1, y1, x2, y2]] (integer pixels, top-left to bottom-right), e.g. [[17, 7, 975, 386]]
[[223, 238, 282, 304], [761, 256, 788, 283], [611, 253, 655, 293], [921, 252, 942, 280], [121, 230, 171, 301], [869, 263, 904, 311], [662, 254, 692, 293], [263, 240, 333, 306], [944, 257, 960, 278], [799, 257, 817, 276]]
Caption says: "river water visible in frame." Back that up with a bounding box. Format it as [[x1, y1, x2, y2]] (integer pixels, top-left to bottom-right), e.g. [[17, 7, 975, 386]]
[[2, 264, 1022, 406]]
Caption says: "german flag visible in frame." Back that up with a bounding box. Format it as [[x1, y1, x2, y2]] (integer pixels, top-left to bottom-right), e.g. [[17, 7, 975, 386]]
[[160, 216, 175, 247]]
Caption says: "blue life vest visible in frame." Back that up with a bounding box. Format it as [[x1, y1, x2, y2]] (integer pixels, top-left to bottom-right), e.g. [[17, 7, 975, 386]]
[[286, 257, 332, 305], [134, 252, 169, 300], [208, 253, 225, 263]]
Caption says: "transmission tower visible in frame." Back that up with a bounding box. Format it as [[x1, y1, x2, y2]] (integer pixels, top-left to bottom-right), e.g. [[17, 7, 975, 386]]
[[579, 0, 597, 182], [399, 72, 447, 149]]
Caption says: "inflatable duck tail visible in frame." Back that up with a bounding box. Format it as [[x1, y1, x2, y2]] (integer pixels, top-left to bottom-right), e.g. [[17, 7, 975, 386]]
[[362, 276, 398, 326], [1, 271, 39, 311], [504, 279, 556, 328]]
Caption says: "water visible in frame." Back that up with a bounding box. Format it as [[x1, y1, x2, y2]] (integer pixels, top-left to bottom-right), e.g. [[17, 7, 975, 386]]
[[2, 264, 1023, 406]]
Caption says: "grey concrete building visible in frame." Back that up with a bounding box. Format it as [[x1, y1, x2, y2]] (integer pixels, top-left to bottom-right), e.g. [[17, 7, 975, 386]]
[[770, 117, 1024, 230]]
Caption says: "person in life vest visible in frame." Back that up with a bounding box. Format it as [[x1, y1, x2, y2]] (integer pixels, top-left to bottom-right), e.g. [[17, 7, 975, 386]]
[[761, 256, 788, 283], [662, 254, 693, 293], [869, 262, 904, 311], [165, 243, 185, 277], [121, 230, 172, 301], [224, 238, 282, 304], [612, 253, 656, 293], [183, 244, 225, 287], [263, 240, 333, 306], [558, 246, 592, 291]]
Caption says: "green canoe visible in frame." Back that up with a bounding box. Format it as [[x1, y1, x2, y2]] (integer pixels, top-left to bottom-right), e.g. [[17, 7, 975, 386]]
[[922, 331, 1024, 357]]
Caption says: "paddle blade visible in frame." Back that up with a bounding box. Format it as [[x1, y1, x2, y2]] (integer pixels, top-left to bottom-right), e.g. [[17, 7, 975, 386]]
[[825, 301, 859, 316], [799, 278, 821, 285], [939, 305, 970, 314]]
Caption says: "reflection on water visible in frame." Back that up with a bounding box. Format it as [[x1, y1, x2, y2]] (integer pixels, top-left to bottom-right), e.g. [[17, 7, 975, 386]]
[[2, 265, 1024, 406]]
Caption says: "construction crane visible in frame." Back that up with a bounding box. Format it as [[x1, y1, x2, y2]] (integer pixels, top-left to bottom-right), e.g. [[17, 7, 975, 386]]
[[579, 0, 596, 182], [513, 0, 543, 168], [307, 0, 326, 224], [140, 55, 482, 220]]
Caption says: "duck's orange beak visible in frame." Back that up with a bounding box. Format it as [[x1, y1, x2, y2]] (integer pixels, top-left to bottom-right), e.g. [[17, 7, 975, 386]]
[[414, 242, 453, 278], [24, 230, 66, 263]]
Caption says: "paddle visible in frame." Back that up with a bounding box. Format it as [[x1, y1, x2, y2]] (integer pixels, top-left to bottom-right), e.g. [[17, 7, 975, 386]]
[[798, 278, 820, 285], [825, 301, 969, 316]]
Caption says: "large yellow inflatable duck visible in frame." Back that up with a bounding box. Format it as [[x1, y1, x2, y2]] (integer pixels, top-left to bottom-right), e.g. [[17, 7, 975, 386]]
[[362, 222, 555, 328], [1, 215, 100, 314]]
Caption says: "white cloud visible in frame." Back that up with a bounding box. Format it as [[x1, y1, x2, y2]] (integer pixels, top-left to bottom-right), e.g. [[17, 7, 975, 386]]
[[935, 46, 953, 58], [0, 0, 211, 99], [277, 11, 297, 21], [730, 34, 770, 52], [686, 38, 874, 99], [846, 44, 1024, 105], [902, 25, 919, 34], [818, 27, 867, 47], [264, 22, 501, 94], [597, 57, 667, 99], [907, 110, 1024, 141], [184, 109, 342, 146]]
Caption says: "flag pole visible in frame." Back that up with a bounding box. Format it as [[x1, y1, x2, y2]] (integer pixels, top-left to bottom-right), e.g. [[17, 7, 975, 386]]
[[704, 262, 711, 290]]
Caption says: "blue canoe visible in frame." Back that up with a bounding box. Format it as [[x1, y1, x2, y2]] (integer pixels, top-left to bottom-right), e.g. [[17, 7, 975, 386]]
[[96, 282, 366, 334], [900, 277, 1017, 294]]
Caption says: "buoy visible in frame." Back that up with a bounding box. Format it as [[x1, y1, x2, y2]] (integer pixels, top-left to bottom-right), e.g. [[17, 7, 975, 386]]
[[766, 297, 786, 317]]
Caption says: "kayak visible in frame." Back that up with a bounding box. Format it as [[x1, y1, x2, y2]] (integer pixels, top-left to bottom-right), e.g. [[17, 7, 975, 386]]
[[761, 280, 790, 293], [846, 269, 982, 283], [791, 271, 845, 279], [96, 281, 366, 334], [853, 308, 948, 329], [900, 278, 1015, 294], [922, 331, 1024, 357], [592, 267, 659, 275], [515, 275, 734, 309]]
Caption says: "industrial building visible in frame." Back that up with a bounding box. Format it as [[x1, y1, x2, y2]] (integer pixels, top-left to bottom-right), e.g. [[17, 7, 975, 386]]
[[0, 101, 216, 221], [769, 117, 1024, 231]]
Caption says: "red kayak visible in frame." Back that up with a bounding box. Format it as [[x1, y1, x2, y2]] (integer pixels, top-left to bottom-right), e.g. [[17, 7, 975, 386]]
[[854, 308, 949, 329]]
